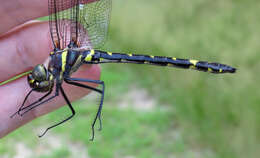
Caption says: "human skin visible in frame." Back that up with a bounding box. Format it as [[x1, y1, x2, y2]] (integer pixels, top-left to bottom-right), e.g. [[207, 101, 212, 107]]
[[0, 0, 100, 138]]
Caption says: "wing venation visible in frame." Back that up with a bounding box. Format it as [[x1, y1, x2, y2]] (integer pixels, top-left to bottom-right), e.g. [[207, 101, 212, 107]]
[[48, 0, 112, 50]]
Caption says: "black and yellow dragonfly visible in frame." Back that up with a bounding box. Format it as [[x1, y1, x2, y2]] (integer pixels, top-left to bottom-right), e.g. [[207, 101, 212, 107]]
[[6, 0, 236, 140]]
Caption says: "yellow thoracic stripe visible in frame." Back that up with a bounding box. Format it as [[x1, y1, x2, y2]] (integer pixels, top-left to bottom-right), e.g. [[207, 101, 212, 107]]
[[172, 57, 176, 60], [128, 54, 133, 57], [219, 69, 223, 73], [107, 52, 113, 56], [85, 49, 95, 62], [50, 74, 54, 81], [150, 55, 154, 58], [208, 68, 213, 72], [189, 60, 198, 66], [61, 50, 68, 72], [29, 79, 34, 84]]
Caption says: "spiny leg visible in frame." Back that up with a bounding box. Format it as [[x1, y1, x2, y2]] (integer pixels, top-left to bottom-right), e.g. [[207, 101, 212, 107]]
[[11, 89, 53, 118], [65, 79, 103, 93], [65, 78, 103, 130], [10, 89, 34, 118], [65, 77, 105, 141], [20, 92, 58, 117], [19, 84, 60, 116], [39, 86, 75, 137]]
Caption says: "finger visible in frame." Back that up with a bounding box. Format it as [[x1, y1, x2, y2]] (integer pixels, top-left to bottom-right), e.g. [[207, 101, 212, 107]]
[[0, 21, 52, 82], [0, 0, 48, 34], [0, 0, 99, 35], [0, 63, 101, 138]]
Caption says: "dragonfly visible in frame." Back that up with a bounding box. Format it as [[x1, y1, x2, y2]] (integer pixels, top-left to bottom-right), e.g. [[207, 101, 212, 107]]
[[7, 0, 236, 140]]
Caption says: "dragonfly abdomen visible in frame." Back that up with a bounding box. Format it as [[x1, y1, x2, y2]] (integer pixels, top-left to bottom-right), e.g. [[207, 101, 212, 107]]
[[84, 50, 236, 74]]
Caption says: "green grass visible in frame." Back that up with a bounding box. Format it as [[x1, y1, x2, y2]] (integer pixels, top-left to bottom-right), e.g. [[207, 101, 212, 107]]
[[1, 0, 259, 157]]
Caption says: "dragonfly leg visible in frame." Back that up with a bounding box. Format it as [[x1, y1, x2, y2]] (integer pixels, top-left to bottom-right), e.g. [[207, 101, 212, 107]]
[[10, 88, 53, 118], [10, 89, 34, 118], [38, 86, 75, 137], [65, 77, 105, 141], [19, 92, 58, 117], [19, 84, 60, 116]]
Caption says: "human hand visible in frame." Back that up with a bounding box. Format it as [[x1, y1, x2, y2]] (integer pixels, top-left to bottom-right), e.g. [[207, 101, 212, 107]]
[[0, 0, 100, 138]]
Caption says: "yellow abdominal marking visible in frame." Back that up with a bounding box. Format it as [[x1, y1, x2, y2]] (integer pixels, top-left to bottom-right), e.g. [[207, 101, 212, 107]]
[[50, 51, 54, 55], [107, 52, 112, 56], [189, 60, 198, 66], [128, 54, 133, 57], [85, 49, 95, 62], [208, 68, 213, 72], [61, 50, 68, 72], [172, 57, 176, 60], [150, 56, 154, 58], [144, 61, 149, 64], [219, 69, 223, 73]]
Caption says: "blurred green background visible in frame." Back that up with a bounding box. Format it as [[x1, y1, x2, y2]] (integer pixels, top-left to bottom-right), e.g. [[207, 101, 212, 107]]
[[1, 0, 259, 157]]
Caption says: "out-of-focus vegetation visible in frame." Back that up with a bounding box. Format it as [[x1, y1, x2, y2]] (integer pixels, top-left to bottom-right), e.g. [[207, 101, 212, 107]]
[[1, 0, 259, 158]]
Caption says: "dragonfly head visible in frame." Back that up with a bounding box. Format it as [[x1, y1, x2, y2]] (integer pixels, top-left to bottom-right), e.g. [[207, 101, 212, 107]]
[[27, 64, 54, 92]]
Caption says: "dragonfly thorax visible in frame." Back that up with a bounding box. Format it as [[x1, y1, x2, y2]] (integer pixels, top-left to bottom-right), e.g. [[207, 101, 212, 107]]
[[27, 64, 54, 92]]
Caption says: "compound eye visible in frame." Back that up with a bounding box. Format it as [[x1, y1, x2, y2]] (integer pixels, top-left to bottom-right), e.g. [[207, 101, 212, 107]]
[[32, 64, 47, 81]]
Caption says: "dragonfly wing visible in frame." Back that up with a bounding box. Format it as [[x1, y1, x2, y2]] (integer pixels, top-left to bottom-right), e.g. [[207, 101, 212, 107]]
[[77, 0, 112, 49], [48, 0, 112, 50]]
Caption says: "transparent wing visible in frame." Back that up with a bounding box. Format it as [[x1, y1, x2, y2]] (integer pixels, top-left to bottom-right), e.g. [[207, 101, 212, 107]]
[[77, 0, 112, 49], [48, 0, 111, 50]]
